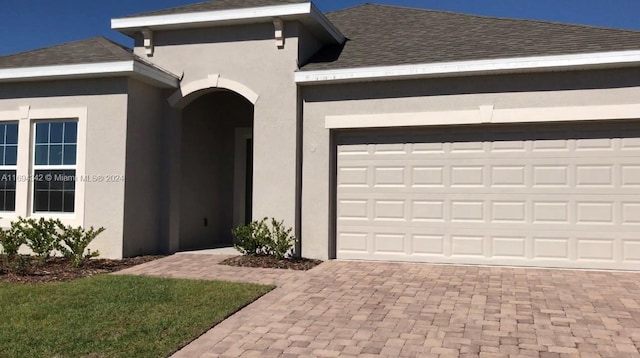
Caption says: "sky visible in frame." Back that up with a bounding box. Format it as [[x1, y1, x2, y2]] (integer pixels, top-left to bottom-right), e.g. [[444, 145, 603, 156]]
[[1, 0, 639, 56]]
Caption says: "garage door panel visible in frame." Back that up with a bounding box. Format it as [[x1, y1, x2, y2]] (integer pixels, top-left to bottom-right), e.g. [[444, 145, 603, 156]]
[[338, 225, 634, 263], [339, 197, 638, 229], [622, 203, 640, 224], [339, 165, 639, 191], [336, 123, 640, 270], [621, 137, 640, 150], [622, 239, 640, 262], [622, 165, 640, 186]]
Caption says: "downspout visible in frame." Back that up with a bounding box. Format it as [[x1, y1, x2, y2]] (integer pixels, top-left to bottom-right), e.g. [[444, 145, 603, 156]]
[[294, 85, 304, 258]]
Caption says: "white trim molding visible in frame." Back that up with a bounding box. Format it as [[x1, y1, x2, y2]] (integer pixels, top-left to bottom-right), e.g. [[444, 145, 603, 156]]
[[325, 103, 640, 129], [308, 3, 344, 45], [0, 106, 29, 122], [297, 50, 640, 84], [0, 61, 179, 88], [28, 108, 88, 228], [0, 107, 88, 228], [112, 2, 344, 44], [168, 74, 260, 108]]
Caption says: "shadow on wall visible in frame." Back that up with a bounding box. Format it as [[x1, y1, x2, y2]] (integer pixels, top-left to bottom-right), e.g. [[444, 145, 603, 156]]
[[134, 23, 275, 48], [302, 67, 640, 102], [0, 78, 129, 100], [178, 90, 254, 251]]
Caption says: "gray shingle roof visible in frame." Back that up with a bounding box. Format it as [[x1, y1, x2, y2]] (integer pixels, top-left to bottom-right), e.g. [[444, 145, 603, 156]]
[[0, 37, 134, 69], [124, 0, 306, 18], [301, 3, 640, 71], [3, 3, 640, 74]]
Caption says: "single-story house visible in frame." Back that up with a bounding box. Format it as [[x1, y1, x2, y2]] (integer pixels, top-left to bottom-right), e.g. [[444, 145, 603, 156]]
[[1, 0, 639, 270]]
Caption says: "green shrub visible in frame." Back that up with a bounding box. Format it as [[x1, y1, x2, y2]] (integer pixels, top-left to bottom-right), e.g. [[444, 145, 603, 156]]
[[232, 218, 270, 256], [232, 218, 297, 259], [266, 218, 296, 260], [3, 254, 30, 275], [1, 224, 30, 275], [16, 217, 62, 260], [0, 224, 29, 274], [56, 224, 105, 268], [0, 225, 25, 257]]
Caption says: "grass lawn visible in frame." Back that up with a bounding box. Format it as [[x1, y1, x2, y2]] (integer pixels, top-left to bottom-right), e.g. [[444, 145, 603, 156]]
[[0, 275, 273, 358]]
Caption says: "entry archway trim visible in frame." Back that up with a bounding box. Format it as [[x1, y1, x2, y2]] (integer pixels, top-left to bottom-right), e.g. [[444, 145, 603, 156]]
[[168, 74, 260, 108]]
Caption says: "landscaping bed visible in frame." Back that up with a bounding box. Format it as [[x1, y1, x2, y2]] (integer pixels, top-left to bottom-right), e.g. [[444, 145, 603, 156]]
[[0, 256, 163, 284], [227, 217, 323, 270], [220, 255, 322, 271]]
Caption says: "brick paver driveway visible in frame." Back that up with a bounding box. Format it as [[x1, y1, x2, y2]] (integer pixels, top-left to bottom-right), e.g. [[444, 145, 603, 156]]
[[119, 254, 640, 357]]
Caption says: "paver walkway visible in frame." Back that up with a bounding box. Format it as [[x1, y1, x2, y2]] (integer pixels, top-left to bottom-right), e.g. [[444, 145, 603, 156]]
[[118, 254, 640, 357]]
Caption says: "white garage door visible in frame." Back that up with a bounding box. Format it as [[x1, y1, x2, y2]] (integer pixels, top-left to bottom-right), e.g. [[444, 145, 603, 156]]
[[336, 123, 640, 270]]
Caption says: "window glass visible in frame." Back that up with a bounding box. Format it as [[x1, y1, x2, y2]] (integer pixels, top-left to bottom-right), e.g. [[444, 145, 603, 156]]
[[0, 122, 18, 212], [33, 121, 77, 213]]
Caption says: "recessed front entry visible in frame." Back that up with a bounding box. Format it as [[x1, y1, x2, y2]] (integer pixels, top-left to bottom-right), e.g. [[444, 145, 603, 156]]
[[234, 128, 253, 228], [179, 90, 254, 251], [335, 122, 640, 270]]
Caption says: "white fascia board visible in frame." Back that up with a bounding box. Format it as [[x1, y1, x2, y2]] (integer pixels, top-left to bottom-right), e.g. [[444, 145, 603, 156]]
[[0, 61, 179, 88], [112, 3, 312, 31], [0, 61, 133, 82], [296, 50, 640, 84], [309, 4, 345, 43], [131, 61, 180, 88]]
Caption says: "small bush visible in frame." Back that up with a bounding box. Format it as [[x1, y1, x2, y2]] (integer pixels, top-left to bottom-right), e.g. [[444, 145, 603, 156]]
[[266, 218, 296, 260], [56, 224, 105, 268], [17, 217, 62, 260], [232, 218, 297, 259], [4, 255, 30, 276], [232, 218, 270, 256], [0, 225, 25, 258], [1, 224, 30, 274]]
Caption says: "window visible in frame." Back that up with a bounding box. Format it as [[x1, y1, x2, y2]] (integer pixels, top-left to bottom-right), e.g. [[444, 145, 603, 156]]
[[33, 120, 77, 213], [0, 122, 18, 212]]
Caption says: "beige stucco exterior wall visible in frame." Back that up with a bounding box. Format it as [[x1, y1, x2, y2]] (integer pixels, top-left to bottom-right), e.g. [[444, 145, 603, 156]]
[[133, 21, 322, 251], [122, 79, 170, 257], [300, 67, 640, 260], [0, 78, 129, 259]]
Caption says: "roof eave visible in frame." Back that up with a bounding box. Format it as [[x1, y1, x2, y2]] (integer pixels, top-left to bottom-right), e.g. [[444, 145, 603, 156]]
[[0, 60, 180, 88], [111, 2, 345, 44], [295, 50, 640, 85]]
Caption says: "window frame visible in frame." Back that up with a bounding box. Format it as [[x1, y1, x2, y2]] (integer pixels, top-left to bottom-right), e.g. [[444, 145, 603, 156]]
[[31, 120, 79, 215], [0, 107, 86, 227], [27, 107, 87, 227], [0, 121, 19, 213]]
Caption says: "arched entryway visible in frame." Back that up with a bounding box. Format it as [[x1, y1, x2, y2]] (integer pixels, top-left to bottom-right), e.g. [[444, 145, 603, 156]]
[[178, 89, 254, 251]]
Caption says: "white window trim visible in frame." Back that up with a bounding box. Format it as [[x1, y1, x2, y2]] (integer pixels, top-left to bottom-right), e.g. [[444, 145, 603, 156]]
[[0, 121, 19, 215], [0, 107, 88, 228], [0, 107, 28, 226], [31, 120, 79, 219], [28, 108, 87, 227]]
